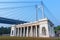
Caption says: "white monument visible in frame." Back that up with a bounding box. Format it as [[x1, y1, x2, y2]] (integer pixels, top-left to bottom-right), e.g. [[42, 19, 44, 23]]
[[10, 18, 55, 37], [10, 1, 55, 37]]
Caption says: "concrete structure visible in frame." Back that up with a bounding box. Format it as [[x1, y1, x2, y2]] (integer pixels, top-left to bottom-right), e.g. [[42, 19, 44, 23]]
[[10, 18, 55, 37]]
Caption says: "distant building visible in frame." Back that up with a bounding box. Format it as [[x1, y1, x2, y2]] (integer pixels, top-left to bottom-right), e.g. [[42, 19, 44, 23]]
[[10, 18, 55, 37]]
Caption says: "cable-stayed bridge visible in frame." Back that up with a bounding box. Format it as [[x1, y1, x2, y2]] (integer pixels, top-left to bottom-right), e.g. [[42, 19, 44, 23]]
[[0, 1, 59, 25]]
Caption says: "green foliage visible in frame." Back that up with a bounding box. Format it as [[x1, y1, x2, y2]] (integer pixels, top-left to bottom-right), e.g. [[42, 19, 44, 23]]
[[54, 25, 60, 33], [0, 26, 11, 35]]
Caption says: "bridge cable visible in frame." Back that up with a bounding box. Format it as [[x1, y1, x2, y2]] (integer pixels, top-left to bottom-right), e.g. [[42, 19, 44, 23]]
[[43, 4, 60, 25]]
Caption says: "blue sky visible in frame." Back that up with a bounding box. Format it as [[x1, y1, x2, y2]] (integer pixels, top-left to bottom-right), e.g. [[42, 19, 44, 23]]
[[0, 0, 60, 27]]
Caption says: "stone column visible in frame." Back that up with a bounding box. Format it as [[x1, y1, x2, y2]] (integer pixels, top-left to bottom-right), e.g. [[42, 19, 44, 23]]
[[20, 27, 22, 37], [31, 26, 33, 37], [36, 25, 37, 37], [10, 27, 13, 36], [33, 26, 35, 37], [23, 27, 25, 37], [17, 28, 19, 36], [26, 27, 28, 37]]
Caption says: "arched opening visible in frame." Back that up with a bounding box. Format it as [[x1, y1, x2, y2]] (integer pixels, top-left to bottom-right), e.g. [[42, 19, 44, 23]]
[[12, 30, 13, 35], [42, 27, 46, 35]]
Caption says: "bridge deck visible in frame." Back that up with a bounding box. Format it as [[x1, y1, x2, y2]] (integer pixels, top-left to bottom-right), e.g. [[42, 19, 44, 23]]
[[0, 17, 27, 24]]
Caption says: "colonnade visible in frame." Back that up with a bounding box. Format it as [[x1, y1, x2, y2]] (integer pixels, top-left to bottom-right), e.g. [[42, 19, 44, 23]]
[[16, 25, 39, 37], [10, 18, 55, 37]]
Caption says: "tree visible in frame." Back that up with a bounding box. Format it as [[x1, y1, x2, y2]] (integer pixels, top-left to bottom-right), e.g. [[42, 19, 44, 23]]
[[0, 26, 11, 35], [54, 25, 60, 33]]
